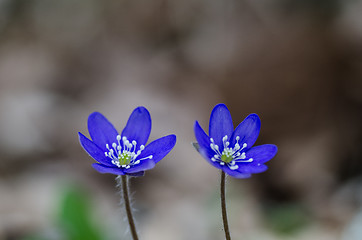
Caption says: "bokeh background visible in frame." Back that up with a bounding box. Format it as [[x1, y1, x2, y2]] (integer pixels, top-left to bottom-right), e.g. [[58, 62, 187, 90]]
[[1, 0, 362, 239]]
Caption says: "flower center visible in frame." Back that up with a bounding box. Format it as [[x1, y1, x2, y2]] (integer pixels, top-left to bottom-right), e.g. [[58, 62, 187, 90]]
[[209, 135, 253, 170], [104, 135, 152, 169], [221, 148, 234, 163], [119, 152, 132, 165]]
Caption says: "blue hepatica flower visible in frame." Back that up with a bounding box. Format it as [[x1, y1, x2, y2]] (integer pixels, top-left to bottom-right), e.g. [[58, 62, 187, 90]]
[[194, 104, 277, 178], [79, 107, 176, 177]]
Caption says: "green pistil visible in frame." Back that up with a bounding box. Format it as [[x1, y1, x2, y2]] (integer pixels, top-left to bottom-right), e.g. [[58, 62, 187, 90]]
[[221, 151, 233, 163], [119, 152, 131, 165]]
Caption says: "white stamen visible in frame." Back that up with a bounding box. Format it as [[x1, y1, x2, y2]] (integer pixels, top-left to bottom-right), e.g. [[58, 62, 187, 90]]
[[207, 135, 254, 170], [229, 165, 239, 170], [104, 135, 150, 169]]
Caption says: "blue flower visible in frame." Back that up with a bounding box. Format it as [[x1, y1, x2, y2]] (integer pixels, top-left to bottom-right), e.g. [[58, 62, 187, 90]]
[[194, 103, 277, 178], [79, 107, 176, 177]]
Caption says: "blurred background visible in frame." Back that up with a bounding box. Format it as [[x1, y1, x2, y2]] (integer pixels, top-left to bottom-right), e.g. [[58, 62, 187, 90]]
[[0, 0, 362, 239]]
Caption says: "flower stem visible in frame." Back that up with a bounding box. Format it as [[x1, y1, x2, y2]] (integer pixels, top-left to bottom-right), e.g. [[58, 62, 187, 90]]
[[121, 175, 139, 240], [221, 171, 231, 240]]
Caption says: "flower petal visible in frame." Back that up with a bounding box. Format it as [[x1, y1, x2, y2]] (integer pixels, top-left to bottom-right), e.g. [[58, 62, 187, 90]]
[[121, 107, 151, 147], [245, 144, 278, 163], [231, 113, 261, 149], [137, 134, 177, 164], [235, 162, 268, 174], [88, 112, 119, 150], [92, 163, 125, 175], [194, 121, 223, 168], [78, 132, 113, 166], [222, 167, 252, 178], [209, 104, 234, 147], [194, 121, 211, 150], [124, 159, 156, 173]]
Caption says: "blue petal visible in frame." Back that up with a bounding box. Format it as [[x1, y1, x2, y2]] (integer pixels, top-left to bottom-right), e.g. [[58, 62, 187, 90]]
[[222, 167, 252, 178], [137, 134, 176, 164], [194, 121, 224, 169], [230, 113, 260, 149], [194, 121, 211, 151], [121, 107, 151, 148], [209, 104, 233, 147], [78, 132, 113, 166], [88, 112, 119, 151], [235, 162, 268, 174], [245, 144, 277, 163], [92, 163, 125, 175], [124, 158, 156, 174]]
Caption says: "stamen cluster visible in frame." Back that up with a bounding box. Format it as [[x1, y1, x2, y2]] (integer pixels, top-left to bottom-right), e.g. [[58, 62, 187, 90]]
[[210, 135, 253, 170], [105, 135, 152, 169]]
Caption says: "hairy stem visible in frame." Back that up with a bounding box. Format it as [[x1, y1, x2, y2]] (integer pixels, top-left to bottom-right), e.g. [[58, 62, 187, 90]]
[[221, 171, 231, 240], [121, 175, 139, 240]]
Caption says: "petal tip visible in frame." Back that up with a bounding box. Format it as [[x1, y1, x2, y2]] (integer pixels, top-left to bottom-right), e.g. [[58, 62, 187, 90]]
[[87, 112, 108, 129], [212, 103, 230, 113], [164, 134, 177, 149], [194, 121, 202, 132], [88, 111, 104, 120], [134, 106, 150, 116], [270, 144, 278, 156], [247, 113, 261, 123], [170, 133, 177, 141]]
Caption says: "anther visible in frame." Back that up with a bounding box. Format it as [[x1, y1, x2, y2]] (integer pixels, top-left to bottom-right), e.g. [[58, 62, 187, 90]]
[[229, 165, 239, 170]]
